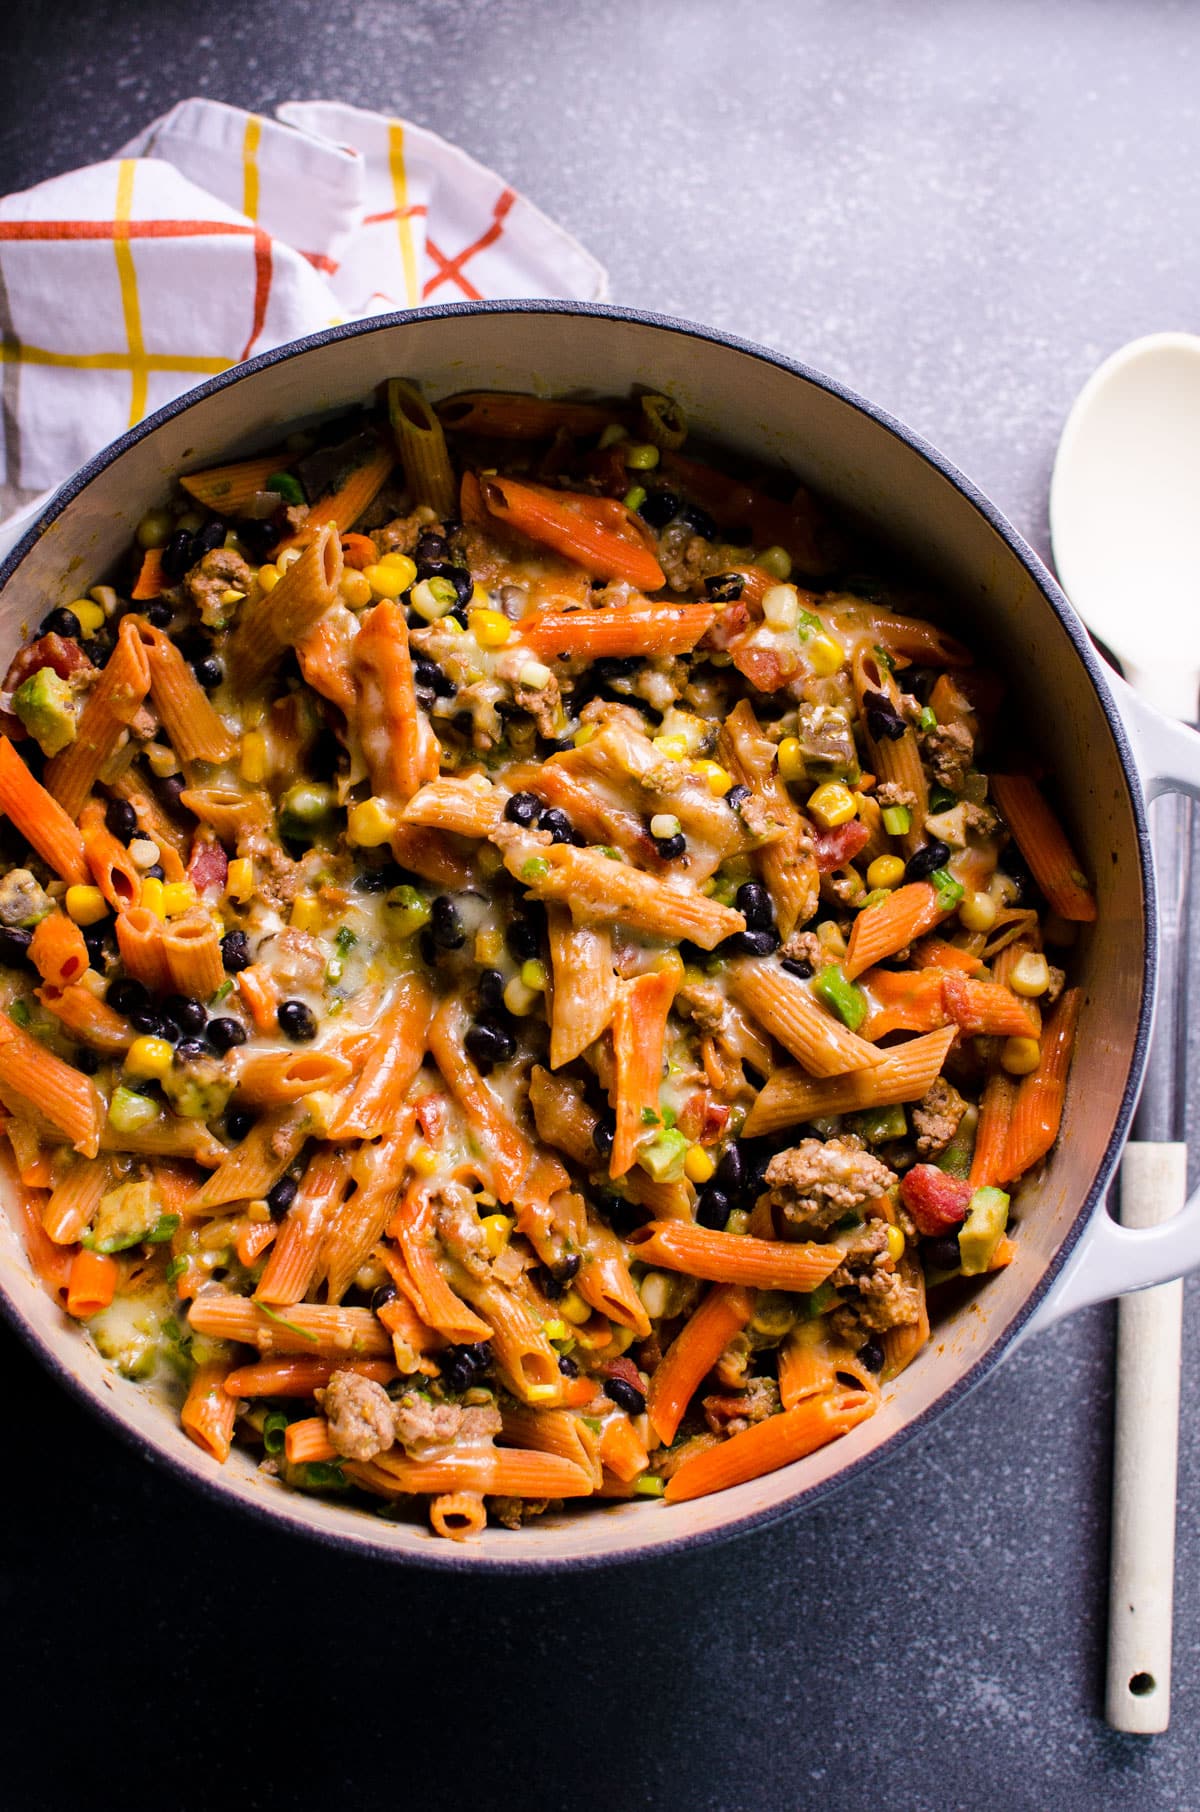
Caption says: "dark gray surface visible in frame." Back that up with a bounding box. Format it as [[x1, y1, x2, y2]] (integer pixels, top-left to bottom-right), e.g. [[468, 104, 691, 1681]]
[[3, 3, 1199, 1808]]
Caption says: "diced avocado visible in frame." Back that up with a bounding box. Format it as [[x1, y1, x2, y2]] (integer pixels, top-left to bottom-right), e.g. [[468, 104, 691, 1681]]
[[278, 782, 339, 844], [958, 1186, 1010, 1275], [937, 1104, 978, 1179], [84, 1179, 163, 1254], [0, 867, 54, 929], [162, 1053, 233, 1121], [849, 1104, 908, 1146], [636, 1126, 689, 1183], [794, 702, 859, 782], [12, 666, 77, 756], [90, 1301, 159, 1379], [812, 964, 867, 1031]]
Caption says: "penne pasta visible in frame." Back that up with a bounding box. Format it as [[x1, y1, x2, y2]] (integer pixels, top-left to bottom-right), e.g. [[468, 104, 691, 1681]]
[[255, 1145, 354, 1305], [233, 1047, 353, 1106], [990, 774, 1097, 922], [28, 912, 89, 989], [610, 967, 677, 1177], [663, 1388, 877, 1502], [1004, 988, 1082, 1180], [44, 616, 152, 818], [229, 522, 343, 690], [388, 380, 456, 518], [546, 910, 616, 1068], [180, 453, 290, 512], [161, 911, 225, 999], [646, 1283, 754, 1445], [627, 1220, 846, 1293], [188, 1290, 392, 1358], [497, 834, 745, 950], [743, 1026, 959, 1135], [350, 600, 440, 803], [130, 617, 236, 763], [80, 800, 141, 912], [0, 736, 89, 884], [727, 958, 884, 1077], [518, 600, 715, 659], [181, 1362, 239, 1463], [0, 1010, 102, 1156]]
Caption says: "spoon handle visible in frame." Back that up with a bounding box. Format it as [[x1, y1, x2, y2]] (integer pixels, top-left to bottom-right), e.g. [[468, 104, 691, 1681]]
[[1106, 1141, 1187, 1732]]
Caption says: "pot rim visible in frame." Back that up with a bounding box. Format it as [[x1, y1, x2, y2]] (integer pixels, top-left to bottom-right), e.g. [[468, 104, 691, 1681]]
[[0, 300, 1156, 1572]]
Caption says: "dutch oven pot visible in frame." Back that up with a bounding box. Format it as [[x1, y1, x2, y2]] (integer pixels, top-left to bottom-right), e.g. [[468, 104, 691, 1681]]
[[2, 303, 1199, 1570]]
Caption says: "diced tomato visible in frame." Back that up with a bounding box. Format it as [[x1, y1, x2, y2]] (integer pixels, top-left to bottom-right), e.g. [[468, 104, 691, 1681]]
[[676, 1091, 730, 1145], [3, 632, 94, 695], [814, 819, 870, 872], [187, 837, 228, 894], [413, 1092, 449, 1142], [699, 598, 748, 651], [730, 634, 800, 692], [598, 1355, 645, 1395], [899, 1163, 972, 1236]]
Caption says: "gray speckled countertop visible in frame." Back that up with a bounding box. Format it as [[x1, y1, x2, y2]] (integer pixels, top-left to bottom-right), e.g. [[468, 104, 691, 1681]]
[[2, 3, 1199, 1807]]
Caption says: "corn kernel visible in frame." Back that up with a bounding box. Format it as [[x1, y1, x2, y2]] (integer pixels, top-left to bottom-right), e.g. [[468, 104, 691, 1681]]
[[129, 838, 160, 870], [162, 880, 196, 917], [520, 958, 547, 991], [651, 734, 689, 761], [64, 884, 108, 926], [469, 607, 512, 648], [692, 759, 732, 796], [807, 782, 857, 830], [518, 660, 553, 691], [1009, 952, 1051, 997], [650, 812, 682, 841], [654, 949, 686, 982], [1001, 1035, 1042, 1076], [346, 796, 397, 848], [480, 1213, 514, 1257], [220, 587, 246, 607], [624, 441, 660, 470], [338, 569, 373, 610], [226, 857, 253, 902], [303, 1091, 342, 1137], [363, 559, 415, 600], [471, 584, 492, 609], [125, 1035, 174, 1081], [68, 598, 106, 636], [542, 1317, 571, 1342], [139, 877, 166, 920], [559, 1289, 592, 1326], [136, 509, 173, 550], [762, 583, 800, 630], [573, 724, 598, 748], [276, 546, 303, 573], [808, 635, 843, 677], [378, 549, 412, 571], [240, 730, 268, 784], [867, 854, 906, 891], [410, 1144, 440, 1178], [959, 889, 998, 933], [256, 562, 281, 594], [290, 896, 322, 933], [474, 927, 504, 966], [684, 1145, 716, 1184], [885, 1224, 906, 1263], [757, 544, 793, 581], [776, 736, 806, 784], [638, 1270, 675, 1319], [503, 975, 538, 1016]]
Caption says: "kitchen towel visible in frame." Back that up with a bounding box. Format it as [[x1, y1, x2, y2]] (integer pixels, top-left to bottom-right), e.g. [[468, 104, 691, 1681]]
[[0, 97, 606, 518]]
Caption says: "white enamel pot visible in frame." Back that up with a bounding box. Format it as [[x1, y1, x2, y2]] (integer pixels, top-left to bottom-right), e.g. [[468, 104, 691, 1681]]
[[2, 303, 1198, 1571]]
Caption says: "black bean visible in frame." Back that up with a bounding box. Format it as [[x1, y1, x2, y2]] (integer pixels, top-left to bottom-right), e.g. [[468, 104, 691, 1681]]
[[220, 930, 250, 973], [0, 926, 33, 968], [724, 927, 780, 958], [464, 1019, 517, 1065], [705, 572, 745, 604], [194, 657, 223, 691], [538, 807, 574, 844], [39, 606, 82, 639], [476, 969, 506, 1015], [695, 1187, 731, 1230], [82, 636, 113, 666], [603, 1375, 646, 1415], [277, 999, 317, 1042], [268, 1175, 298, 1214], [505, 918, 541, 962], [162, 994, 206, 1035], [592, 1120, 615, 1161], [924, 1234, 962, 1272], [439, 1342, 491, 1391], [418, 561, 473, 608], [129, 1007, 171, 1041], [503, 791, 541, 828], [107, 978, 149, 1016], [735, 881, 774, 930], [857, 1339, 886, 1374], [224, 1107, 256, 1143], [161, 528, 195, 582], [637, 488, 681, 530], [554, 1252, 582, 1284], [145, 601, 173, 629], [862, 688, 907, 742], [369, 1283, 397, 1312], [236, 517, 281, 562], [676, 502, 717, 539], [74, 1048, 101, 1075], [175, 625, 212, 662], [414, 532, 449, 565], [781, 956, 814, 980], [715, 1143, 744, 1193], [557, 1352, 579, 1378], [413, 657, 454, 698], [144, 863, 166, 881], [192, 520, 227, 558], [596, 1192, 649, 1237], [904, 839, 952, 883], [173, 1039, 208, 1063], [726, 784, 752, 813], [83, 928, 110, 970], [206, 1016, 247, 1054], [430, 895, 465, 950], [104, 798, 138, 843], [541, 1269, 564, 1301], [654, 832, 687, 860]]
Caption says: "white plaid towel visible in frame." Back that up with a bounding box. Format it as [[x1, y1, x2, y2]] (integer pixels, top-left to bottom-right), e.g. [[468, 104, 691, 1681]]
[[0, 98, 606, 518]]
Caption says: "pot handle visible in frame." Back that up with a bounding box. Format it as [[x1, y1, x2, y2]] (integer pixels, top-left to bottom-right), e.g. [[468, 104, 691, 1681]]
[[1027, 671, 1200, 1334]]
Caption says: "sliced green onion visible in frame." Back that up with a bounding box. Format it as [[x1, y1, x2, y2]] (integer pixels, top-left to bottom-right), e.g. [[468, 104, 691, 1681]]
[[263, 1410, 291, 1456], [632, 1475, 666, 1498], [930, 868, 965, 911], [881, 804, 912, 836], [145, 1213, 180, 1245], [623, 484, 647, 513], [266, 471, 305, 506], [917, 705, 937, 732], [256, 1301, 319, 1344]]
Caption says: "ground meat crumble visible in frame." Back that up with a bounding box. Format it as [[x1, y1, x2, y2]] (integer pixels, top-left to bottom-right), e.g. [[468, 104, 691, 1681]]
[[760, 1136, 897, 1232]]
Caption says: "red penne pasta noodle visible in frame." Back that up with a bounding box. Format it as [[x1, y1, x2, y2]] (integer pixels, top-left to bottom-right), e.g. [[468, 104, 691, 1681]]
[[990, 774, 1097, 921], [65, 1248, 119, 1319], [479, 475, 666, 590], [284, 1417, 338, 1465], [610, 967, 677, 1177], [664, 1388, 877, 1502], [180, 452, 291, 512], [647, 1283, 755, 1445], [188, 1291, 392, 1358], [28, 912, 89, 988], [44, 616, 152, 818], [346, 1445, 594, 1500], [80, 800, 141, 912], [114, 907, 170, 993], [130, 617, 236, 763], [1003, 988, 1083, 1180], [970, 1069, 1020, 1189], [222, 1357, 398, 1398], [518, 600, 715, 659], [744, 1026, 958, 1135], [627, 1221, 846, 1293], [727, 958, 884, 1076], [181, 1362, 239, 1463], [35, 982, 134, 1054], [0, 1010, 102, 1156], [436, 391, 620, 439], [0, 736, 89, 884], [844, 883, 944, 980], [255, 1146, 354, 1305], [350, 599, 440, 803]]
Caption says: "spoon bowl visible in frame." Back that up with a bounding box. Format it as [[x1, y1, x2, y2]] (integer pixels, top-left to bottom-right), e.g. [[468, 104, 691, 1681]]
[[1050, 330, 1200, 720]]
